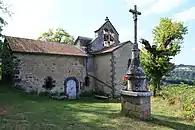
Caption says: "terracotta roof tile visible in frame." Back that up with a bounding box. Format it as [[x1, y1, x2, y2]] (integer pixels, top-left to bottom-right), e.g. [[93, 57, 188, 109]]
[[5, 36, 88, 57]]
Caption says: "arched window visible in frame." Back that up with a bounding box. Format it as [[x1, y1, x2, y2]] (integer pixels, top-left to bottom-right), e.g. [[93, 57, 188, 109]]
[[103, 28, 109, 46], [103, 28, 108, 34], [110, 29, 114, 36], [109, 29, 115, 45]]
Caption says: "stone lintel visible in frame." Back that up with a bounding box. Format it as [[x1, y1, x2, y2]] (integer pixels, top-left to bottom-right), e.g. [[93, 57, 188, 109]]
[[120, 90, 153, 97]]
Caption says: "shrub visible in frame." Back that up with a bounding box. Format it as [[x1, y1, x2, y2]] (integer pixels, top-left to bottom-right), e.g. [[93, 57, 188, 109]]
[[0, 42, 21, 83], [79, 90, 93, 97], [39, 91, 51, 97], [122, 80, 128, 86], [28, 89, 37, 95], [162, 84, 195, 120], [0, 63, 2, 81]]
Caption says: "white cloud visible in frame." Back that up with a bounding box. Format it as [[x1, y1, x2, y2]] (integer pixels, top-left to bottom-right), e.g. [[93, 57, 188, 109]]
[[2, 0, 57, 39], [124, 0, 185, 16], [192, 48, 195, 51], [144, 0, 184, 15], [173, 7, 195, 22]]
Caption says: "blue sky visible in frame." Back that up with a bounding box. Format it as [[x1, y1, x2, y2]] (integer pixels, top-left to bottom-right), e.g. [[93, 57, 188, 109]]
[[2, 0, 195, 65]]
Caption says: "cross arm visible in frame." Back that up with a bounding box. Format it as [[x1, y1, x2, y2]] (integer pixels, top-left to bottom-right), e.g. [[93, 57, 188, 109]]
[[129, 9, 141, 15]]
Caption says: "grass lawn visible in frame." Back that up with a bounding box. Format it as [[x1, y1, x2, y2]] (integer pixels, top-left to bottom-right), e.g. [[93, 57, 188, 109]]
[[0, 86, 194, 130]]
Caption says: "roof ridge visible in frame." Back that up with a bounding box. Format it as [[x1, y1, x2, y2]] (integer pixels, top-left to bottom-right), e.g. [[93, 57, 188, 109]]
[[94, 18, 119, 35], [92, 40, 132, 55], [75, 45, 88, 54], [78, 36, 93, 40], [5, 35, 74, 46], [5, 36, 88, 56]]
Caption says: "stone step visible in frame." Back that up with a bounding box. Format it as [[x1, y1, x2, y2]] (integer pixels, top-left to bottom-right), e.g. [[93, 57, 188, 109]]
[[94, 95, 109, 99]]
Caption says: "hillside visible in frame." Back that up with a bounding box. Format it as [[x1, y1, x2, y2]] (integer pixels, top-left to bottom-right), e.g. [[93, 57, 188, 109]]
[[163, 64, 195, 85]]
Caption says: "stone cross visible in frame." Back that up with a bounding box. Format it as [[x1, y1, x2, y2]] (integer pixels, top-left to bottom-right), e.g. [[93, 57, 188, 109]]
[[129, 5, 141, 49], [120, 5, 153, 120], [126, 5, 147, 92]]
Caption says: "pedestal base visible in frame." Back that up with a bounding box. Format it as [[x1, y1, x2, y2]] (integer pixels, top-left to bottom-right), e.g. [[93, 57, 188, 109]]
[[120, 90, 153, 120]]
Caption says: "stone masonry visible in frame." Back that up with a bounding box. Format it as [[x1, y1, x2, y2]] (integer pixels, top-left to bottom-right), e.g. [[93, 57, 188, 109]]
[[113, 42, 132, 95], [5, 17, 135, 98], [93, 54, 112, 93], [121, 91, 152, 120], [13, 53, 89, 94]]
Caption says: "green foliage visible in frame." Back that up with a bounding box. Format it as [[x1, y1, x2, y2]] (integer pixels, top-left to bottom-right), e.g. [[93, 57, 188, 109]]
[[162, 84, 195, 120], [0, 1, 18, 83], [0, 42, 20, 82], [0, 0, 8, 52], [0, 0, 10, 35], [1, 85, 195, 129], [140, 18, 188, 96], [122, 80, 128, 86], [37, 28, 74, 44], [79, 90, 94, 97], [0, 62, 2, 80], [153, 18, 188, 49], [163, 65, 195, 85], [39, 91, 51, 97]]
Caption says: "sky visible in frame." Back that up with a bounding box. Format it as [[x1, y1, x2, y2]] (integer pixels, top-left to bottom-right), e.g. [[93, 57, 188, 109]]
[[1, 0, 195, 65]]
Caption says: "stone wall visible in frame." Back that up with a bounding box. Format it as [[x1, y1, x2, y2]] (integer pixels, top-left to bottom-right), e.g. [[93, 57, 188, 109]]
[[121, 94, 151, 120], [13, 53, 90, 94], [96, 21, 119, 44], [93, 53, 113, 94], [113, 42, 132, 95]]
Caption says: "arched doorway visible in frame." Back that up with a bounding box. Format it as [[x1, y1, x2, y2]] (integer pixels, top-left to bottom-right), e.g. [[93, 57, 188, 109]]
[[64, 77, 79, 99]]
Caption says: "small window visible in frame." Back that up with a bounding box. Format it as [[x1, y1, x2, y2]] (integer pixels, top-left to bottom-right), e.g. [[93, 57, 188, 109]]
[[84, 76, 90, 86], [42, 76, 55, 90], [127, 59, 131, 69], [110, 29, 114, 34]]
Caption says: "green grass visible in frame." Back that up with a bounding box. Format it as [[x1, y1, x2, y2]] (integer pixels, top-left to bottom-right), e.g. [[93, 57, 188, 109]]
[[0, 86, 194, 130]]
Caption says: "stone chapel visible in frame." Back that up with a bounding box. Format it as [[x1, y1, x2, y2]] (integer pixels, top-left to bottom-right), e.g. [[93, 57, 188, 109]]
[[4, 17, 133, 98]]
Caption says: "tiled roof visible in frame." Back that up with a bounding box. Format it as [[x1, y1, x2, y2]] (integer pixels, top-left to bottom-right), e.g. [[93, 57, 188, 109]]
[[92, 41, 132, 55], [5, 36, 88, 57], [74, 36, 93, 46]]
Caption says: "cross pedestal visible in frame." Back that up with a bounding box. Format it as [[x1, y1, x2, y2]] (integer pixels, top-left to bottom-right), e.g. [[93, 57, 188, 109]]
[[120, 91, 152, 120], [120, 5, 153, 120]]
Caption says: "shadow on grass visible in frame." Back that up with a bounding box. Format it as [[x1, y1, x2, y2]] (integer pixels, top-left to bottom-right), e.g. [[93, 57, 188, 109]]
[[153, 114, 187, 122], [146, 115, 195, 130], [63, 104, 121, 118], [1, 86, 195, 129], [0, 101, 122, 129]]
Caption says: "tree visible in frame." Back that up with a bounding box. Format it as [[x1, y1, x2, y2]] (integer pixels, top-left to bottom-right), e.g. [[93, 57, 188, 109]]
[[0, 0, 9, 81], [37, 28, 75, 44], [140, 18, 188, 96], [0, 1, 20, 83]]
